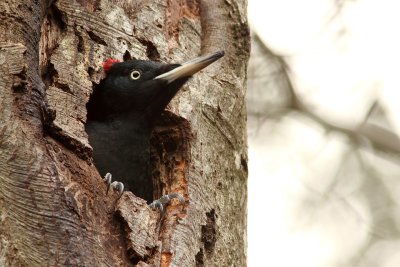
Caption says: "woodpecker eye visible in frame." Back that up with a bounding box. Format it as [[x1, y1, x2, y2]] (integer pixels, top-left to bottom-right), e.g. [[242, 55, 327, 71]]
[[130, 70, 141, 80]]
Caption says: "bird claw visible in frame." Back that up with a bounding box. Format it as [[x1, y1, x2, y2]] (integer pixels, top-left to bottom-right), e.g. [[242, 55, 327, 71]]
[[103, 173, 124, 196], [149, 193, 185, 217], [103, 173, 185, 217]]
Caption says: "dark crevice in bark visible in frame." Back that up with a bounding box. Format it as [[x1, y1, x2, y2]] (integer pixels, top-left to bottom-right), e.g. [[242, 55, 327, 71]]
[[51, 3, 68, 31], [195, 248, 204, 266], [11, 67, 28, 92], [42, 63, 73, 94], [54, 80, 73, 94], [117, 214, 141, 265], [136, 38, 160, 61], [201, 209, 216, 254], [75, 0, 101, 12], [123, 50, 132, 61], [39, 2, 66, 85], [46, 122, 92, 161], [87, 66, 95, 79], [87, 30, 107, 46], [41, 62, 57, 88], [240, 154, 248, 173], [115, 205, 159, 266], [75, 27, 85, 53], [130, 245, 159, 266]]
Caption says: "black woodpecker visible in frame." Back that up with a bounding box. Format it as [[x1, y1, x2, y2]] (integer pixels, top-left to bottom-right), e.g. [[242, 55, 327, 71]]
[[86, 51, 224, 204]]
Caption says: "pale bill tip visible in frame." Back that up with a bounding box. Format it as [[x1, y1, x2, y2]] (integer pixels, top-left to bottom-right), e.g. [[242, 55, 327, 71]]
[[154, 51, 225, 83]]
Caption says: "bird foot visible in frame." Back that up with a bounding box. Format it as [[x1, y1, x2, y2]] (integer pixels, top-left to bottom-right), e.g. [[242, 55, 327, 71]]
[[103, 173, 124, 196], [102, 173, 185, 217], [149, 193, 185, 217]]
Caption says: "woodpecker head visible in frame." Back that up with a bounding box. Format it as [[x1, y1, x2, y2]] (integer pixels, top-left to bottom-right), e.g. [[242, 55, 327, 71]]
[[88, 51, 224, 121]]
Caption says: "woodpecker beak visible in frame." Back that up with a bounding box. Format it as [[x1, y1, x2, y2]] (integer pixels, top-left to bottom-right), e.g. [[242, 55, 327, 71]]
[[154, 51, 224, 83]]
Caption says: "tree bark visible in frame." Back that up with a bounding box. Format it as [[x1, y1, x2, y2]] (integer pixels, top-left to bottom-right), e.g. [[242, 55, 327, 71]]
[[0, 0, 249, 266]]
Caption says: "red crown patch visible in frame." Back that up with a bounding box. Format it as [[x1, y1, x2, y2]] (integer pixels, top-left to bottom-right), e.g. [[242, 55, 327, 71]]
[[102, 58, 121, 73]]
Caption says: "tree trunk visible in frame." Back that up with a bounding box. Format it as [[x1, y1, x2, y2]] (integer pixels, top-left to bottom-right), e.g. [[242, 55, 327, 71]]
[[0, 0, 249, 266]]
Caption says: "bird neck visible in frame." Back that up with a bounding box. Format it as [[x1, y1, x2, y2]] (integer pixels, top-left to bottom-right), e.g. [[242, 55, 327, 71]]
[[109, 111, 152, 130]]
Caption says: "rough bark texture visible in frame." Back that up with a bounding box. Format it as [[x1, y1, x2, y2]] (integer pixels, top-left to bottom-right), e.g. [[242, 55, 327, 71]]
[[0, 0, 249, 266]]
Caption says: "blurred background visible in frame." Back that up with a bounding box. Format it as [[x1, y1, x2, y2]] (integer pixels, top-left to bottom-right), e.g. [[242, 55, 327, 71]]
[[247, 0, 400, 266]]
